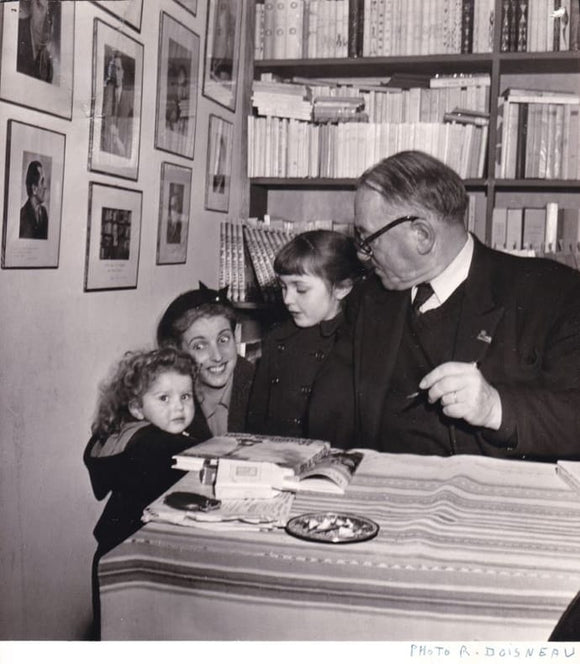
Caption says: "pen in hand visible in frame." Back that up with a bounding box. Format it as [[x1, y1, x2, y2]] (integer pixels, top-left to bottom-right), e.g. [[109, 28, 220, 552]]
[[406, 362, 480, 401]]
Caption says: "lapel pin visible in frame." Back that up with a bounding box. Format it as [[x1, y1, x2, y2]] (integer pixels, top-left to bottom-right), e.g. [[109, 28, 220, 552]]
[[477, 330, 492, 344]]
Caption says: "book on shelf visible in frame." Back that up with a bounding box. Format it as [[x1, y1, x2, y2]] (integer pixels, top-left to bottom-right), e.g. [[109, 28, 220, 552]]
[[502, 88, 580, 105], [430, 73, 491, 89], [443, 107, 490, 126], [505, 207, 524, 250], [523, 207, 547, 249], [491, 207, 508, 248], [559, 208, 580, 244], [172, 433, 364, 496]]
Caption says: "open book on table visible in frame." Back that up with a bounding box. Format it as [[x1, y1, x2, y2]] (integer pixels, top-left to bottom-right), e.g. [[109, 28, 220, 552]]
[[172, 433, 364, 496]]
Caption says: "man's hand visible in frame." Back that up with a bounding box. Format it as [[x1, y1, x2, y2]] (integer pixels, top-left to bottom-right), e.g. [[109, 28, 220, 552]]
[[419, 362, 502, 430]]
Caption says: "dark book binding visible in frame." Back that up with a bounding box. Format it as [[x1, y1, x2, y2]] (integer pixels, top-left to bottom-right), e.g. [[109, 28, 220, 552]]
[[348, 0, 364, 57], [461, 0, 475, 54], [516, 0, 528, 52]]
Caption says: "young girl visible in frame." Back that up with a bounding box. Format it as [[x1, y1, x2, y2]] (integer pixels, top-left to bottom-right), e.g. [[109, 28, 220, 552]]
[[84, 346, 199, 555], [84, 346, 201, 638], [246, 229, 366, 447]]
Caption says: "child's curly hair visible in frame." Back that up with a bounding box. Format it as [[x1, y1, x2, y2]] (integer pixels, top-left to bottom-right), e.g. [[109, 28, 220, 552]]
[[91, 347, 197, 439]]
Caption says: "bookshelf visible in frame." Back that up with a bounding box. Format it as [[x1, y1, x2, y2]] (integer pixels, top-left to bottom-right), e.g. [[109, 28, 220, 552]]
[[245, 0, 580, 247]]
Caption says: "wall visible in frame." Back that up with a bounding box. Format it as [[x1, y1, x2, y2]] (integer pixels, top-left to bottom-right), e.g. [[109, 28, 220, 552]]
[[0, 0, 251, 639]]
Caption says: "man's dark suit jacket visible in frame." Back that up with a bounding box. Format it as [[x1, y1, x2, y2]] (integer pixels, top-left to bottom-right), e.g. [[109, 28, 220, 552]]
[[347, 236, 580, 460], [20, 199, 48, 239]]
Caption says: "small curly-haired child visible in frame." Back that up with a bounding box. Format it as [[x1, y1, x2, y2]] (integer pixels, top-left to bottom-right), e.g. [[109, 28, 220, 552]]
[[84, 346, 203, 638]]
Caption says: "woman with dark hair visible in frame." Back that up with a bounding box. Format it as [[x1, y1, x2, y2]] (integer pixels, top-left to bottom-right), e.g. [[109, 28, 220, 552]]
[[247, 230, 366, 447], [157, 282, 255, 439]]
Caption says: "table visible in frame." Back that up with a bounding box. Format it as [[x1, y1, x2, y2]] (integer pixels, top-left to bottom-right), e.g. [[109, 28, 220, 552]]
[[99, 452, 580, 640]]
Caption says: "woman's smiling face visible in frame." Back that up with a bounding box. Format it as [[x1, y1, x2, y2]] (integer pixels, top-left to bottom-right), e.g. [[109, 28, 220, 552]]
[[180, 314, 238, 390]]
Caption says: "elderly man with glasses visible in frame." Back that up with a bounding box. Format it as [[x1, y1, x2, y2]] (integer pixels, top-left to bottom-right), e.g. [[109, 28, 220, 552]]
[[341, 149, 580, 460]]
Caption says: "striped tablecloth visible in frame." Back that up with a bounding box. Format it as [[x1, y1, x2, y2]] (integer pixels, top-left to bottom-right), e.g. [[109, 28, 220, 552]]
[[100, 452, 580, 641]]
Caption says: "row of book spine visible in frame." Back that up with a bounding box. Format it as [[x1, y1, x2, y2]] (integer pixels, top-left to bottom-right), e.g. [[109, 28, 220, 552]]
[[248, 116, 488, 179], [495, 96, 580, 179], [258, 0, 349, 59], [219, 220, 294, 303], [491, 203, 580, 258], [500, 0, 580, 52], [363, 0, 496, 56], [220, 219, 356, 302], [254, 0, 497, 59]]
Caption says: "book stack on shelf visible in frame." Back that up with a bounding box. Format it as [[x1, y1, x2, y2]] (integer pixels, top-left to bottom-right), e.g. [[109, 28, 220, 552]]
[[499, 0, 580, 52], [312, 95, 367, 122], [495, 87, 580, 179], [491, 202, 580, 267], [248, 73, 490, 179], [220, 218, 354, 304], [252, 79, 313, 120], [254, 0, 498, 59]]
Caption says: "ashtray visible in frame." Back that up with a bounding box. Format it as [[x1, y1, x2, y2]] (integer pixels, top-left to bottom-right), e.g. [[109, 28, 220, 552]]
[[164, 491, 221, 512], [285, 511, 379, 544]]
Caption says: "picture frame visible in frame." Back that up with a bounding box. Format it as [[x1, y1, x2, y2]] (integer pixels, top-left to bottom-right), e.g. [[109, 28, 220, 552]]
[[156, 162, 192, 265], [89, 19, 143, 181], [2, 120, 65, 269], [174, 0, 198, 16], [205, 114, 233, 213], [91, 0, 144, 33], [155, 12, 200, 160], [0, 0, 75, 119], [84, 183, 142, 291], [202, 0, 242, 112]]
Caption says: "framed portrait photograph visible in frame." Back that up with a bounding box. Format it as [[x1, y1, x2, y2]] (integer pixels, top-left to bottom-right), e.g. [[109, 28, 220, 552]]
[[155, 12, 200, 160], [89, 19, 143, 181], [205, 114, 233, 212], [157, 162, 192, 265], [85, 183, 142, 291], [202, 0, 242, 112], [0, 0, 75, 119], [91, 0, 144, 32], [2, 120, 65, 269], [174, 0, 198, 15]]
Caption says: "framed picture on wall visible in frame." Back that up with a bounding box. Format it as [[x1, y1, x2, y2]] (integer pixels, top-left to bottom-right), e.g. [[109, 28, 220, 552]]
[[156, 162, 192, 265], [205, 114, 233, 213], [0, 0, 75, 119], [202, 0, 242, 112], [89, 19, 144, 181], [2, 120, 65, 269], [91, 0, 144, 32], [155, 12, 200, 160], [174, 0, 198, 15], [84, 182, 143, 291]]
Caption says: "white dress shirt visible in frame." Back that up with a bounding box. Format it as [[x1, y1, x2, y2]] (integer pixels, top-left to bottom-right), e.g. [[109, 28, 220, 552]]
[[412, 234, 474, 313]]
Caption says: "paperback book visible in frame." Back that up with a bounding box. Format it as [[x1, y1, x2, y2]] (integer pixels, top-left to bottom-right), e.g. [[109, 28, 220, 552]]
[[173, 433, 364, 495]]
